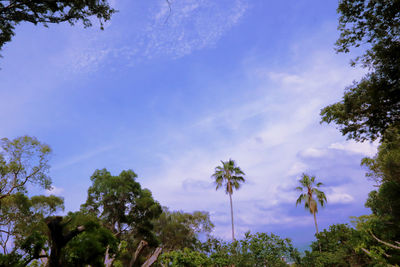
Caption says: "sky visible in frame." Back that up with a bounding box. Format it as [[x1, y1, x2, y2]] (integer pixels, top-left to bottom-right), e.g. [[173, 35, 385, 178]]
[[0, 0, 378, 249]]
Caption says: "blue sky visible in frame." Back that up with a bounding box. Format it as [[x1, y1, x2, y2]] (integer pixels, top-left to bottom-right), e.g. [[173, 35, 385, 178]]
[[0, 0, 377, 248]]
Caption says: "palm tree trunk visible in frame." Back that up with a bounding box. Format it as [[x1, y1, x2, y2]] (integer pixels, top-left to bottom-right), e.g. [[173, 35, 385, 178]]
[[313, 212, 319, 234], [229, 192, 235, 241], [313, 212, 321, 252]]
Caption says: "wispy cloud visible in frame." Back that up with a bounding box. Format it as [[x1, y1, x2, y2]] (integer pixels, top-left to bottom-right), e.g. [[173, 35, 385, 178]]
[[52, 145, 116, 170], [143, 46, 374, 239], [63, 0, 249, 72], [329, 140, 379, 157]]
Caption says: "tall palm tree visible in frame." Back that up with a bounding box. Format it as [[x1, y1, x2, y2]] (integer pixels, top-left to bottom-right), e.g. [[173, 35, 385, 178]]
[[212, 159, 245, 241], [295, 173, 327, 235]]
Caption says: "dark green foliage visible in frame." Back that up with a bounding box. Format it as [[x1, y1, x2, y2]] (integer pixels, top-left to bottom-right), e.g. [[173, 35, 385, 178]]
[[159, 248, 212, 267], [362, 127, 400, 184], [81, 169, 162, 265], [0, 136, 52, 201], [82, 169, 162, 243], [0, 193, 63, 259], [62, 213, 118, 267], [0, 0, 115, 52], [45, 212, 117, 267], [321, 0, 400, 141], [154, 207, 214, 251], [354, 182, 400, 264], [301, 224, 372, 267], [0, 252, 25, 267], [201, 232, 300, 267], [359, 127, 400, 263]]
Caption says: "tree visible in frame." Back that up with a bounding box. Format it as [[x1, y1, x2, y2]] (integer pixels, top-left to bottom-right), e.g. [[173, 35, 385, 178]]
[[356, 128, 400, 263], [320, 0, 400, 141], [362, 126, 400, 185], [212, 159, 245, 241], [0, 136, 52, 201], [51, 212, 118, 267], [153, 207, 214, 251], [295, 174, 327, 235], [0, 0, 115, 53], [301, 224, 372, 267], [159, 248, 212, 267], [0, 193, 64, 265], [201, 232, 300, 266], [81, 168, 162, 266]]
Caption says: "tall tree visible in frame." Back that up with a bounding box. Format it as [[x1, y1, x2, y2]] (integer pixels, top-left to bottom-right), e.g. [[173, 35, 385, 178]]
[[153, 207, 214, 251], [212, 159, 245, 241], [81, 168, 162, 266], [0, 136, 52, 201], [301, 224, 372, 267], [320, 0, 400, 141], [0, 193, 64, 265], [295, 174, 327, 235], [0, 0, 115, 53]]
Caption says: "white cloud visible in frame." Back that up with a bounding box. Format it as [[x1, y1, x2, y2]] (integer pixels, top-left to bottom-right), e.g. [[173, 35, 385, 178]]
[[329, 140, 379, 157], [326, 187, 354, 204], [63, 0, 249, 72], [287, 162, 308, 176], [300, 147, 327, 158], [52, 145, 116, 170], [143, 47, 372, 239], [45, 186, 64, 196], [143, 0, 248, 58]]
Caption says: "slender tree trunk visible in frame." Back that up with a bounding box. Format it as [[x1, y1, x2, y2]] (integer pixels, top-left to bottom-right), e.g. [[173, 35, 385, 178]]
[[313, 212, 319, 234], [229, 192, 235, 241], [313, 212, 321, 252]]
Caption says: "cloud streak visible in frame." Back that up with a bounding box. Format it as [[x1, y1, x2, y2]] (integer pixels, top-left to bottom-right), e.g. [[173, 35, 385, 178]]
[[63, 0, 249, 72]]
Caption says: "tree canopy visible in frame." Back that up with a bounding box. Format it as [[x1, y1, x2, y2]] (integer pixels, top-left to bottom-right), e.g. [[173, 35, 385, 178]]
[[0, 136, 52, 201], [0, 0, 115, 53], [321, 0, 400, 141], [153, 207, 214, 251]]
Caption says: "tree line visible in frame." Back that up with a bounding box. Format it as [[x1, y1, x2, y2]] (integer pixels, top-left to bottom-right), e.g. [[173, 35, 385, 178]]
[[1, 0, 400, 266]]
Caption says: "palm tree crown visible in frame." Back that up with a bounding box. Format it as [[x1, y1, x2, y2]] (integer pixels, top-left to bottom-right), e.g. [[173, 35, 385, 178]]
[[212, 159, 245, 241], [213, 159, 245, 194], [295, 173, 327, 234]]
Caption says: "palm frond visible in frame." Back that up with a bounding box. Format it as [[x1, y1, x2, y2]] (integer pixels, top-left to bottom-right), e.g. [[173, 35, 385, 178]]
[[295, 186, 303, 191], [212, 159, 245, 195], [295, 173, 327, 214]]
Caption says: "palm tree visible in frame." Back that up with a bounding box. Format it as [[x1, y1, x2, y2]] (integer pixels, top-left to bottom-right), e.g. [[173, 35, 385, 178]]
[[295, 173, 327, 235], [212, 159, 245, 241]]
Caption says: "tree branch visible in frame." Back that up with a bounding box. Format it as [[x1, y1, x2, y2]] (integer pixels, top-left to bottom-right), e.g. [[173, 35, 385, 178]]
[[141, 247, 162, 267], [129, 240, 148, 267], [370, 231, 400, 250]]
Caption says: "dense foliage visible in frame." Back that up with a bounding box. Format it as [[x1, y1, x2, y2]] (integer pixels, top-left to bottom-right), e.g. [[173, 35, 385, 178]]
[[321, 0, 400, 141], [160, 232, 300, 267], [0, 136, 52, 200], [0, 0, 115, 53]]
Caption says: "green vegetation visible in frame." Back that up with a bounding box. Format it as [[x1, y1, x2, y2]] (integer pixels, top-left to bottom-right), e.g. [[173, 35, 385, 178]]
[[0, 0, 115, 53], [1, 0, 399, 266], [320, 0, 400, 141]]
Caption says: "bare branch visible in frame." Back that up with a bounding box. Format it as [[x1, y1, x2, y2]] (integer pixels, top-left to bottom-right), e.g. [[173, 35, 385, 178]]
[[141, 247, 162, 267], [164, 0, 172, 24], [129, 240, 148, 267], [370, 231, 400, 250]]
